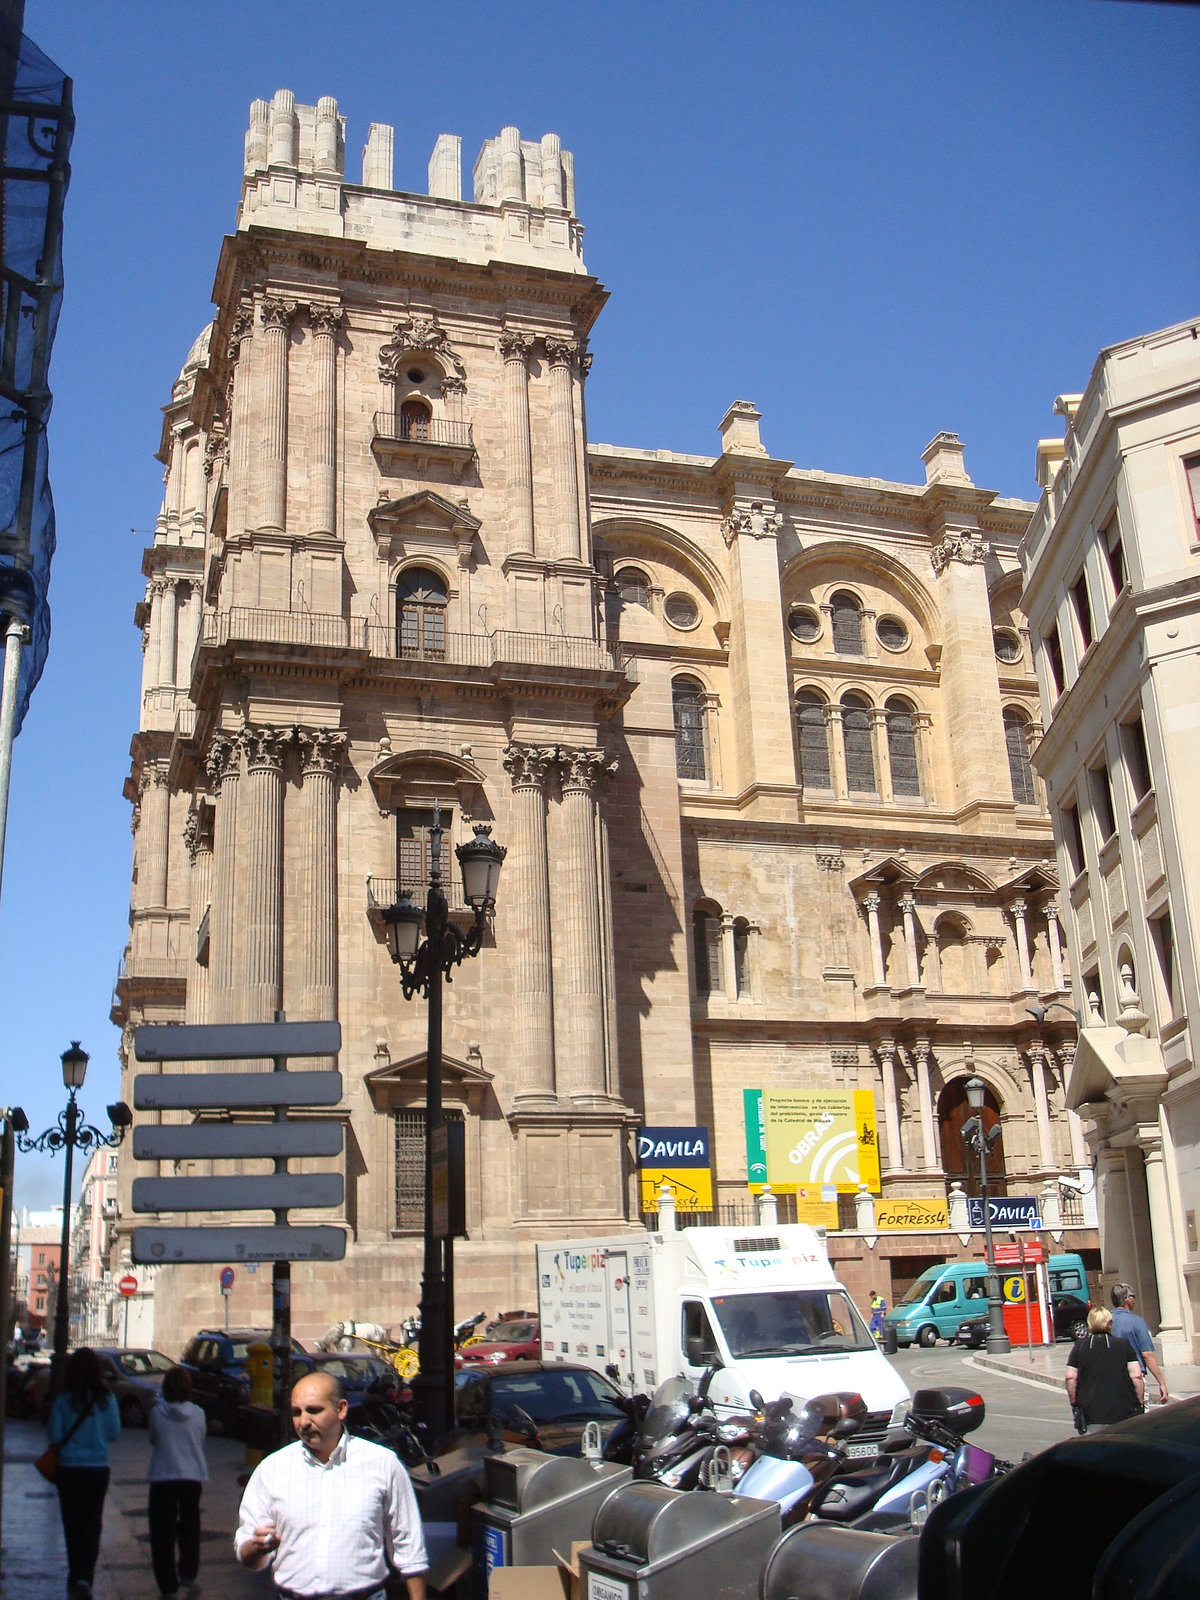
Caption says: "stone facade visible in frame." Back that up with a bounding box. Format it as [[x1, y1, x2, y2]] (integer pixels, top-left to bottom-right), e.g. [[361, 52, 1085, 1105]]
[[1021, 319, 1200, 1362], [111, 95, 1095, 1354]]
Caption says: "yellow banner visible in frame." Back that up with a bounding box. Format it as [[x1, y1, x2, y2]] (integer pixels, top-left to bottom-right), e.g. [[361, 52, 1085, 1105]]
[[639, 1167, 713, 1211], [874, 1197, 949, 1231], [764, 1090, 881, 1194]]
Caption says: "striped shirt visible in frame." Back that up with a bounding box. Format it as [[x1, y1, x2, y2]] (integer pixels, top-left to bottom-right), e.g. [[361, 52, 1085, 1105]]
[[235, 1430, 427, 1597]]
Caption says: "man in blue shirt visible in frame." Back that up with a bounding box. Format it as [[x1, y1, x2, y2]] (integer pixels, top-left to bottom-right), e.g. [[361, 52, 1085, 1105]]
[[1110, 1282, 1169, 1405]]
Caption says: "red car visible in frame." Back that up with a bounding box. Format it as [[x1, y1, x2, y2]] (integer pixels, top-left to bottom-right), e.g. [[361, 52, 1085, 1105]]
[[458, 1316, 540, 1364]]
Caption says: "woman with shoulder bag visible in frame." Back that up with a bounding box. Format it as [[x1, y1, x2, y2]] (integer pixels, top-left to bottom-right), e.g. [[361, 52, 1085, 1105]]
[[46, 1346, 121, 1600]]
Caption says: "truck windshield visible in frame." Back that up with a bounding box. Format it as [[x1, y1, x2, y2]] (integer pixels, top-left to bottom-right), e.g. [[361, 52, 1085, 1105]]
[[896, 1274, 937, 1307], [711, 1289, 875, 1356]]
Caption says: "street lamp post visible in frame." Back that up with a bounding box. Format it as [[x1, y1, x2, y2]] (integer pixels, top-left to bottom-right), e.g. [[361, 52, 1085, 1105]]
[[14, 1042, 132, 1393], [960, 1075, 1010, 1355], [381, 804, 505, 1446]]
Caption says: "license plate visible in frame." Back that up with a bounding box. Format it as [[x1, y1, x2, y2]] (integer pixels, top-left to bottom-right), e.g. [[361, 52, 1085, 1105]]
[[588, 1575, 631, 1600], [844, 1441, 880, 1459]]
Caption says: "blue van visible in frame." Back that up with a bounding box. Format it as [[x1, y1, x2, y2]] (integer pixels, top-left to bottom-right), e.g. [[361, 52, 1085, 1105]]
[[885, 1254, 1089, 1348]]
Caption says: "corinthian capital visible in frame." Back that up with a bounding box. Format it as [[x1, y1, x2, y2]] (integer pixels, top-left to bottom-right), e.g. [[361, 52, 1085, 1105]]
[[298, 728, 348, 776], [241, 724, 293, 772], [503, 742, 556, 791], [543, 335, 578, 370], [203, 733, 238, 786], [226, 307, 253, 362], [260, 297, 299, 332], [308, 302, 345, 338], [558, 746, 618, 794], [499, 328, 534, 364]]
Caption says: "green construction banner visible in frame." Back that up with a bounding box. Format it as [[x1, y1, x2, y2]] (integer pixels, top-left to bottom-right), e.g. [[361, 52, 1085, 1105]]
[[744, 1088, 767, 1185]]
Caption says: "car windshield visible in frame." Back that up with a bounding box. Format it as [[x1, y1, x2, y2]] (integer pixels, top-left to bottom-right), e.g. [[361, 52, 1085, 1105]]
[[897, 1274, 938, 1307], [116, 1351, 173, 1376], [712, 1290, 876, 1356], [480, 1320, 537, 1343], [491, 1369, 623, 1424]]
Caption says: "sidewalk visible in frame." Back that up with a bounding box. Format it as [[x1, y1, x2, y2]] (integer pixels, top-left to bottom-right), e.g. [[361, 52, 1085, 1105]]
[[3, 1416, 273, 1600], [971, 1340, 1200, 1400]]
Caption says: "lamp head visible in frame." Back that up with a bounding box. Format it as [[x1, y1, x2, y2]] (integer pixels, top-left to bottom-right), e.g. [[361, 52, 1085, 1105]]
[[381, 894, 423, 965], [10, 1106, 28, 1134], [1025, 1003, 1047, 1025], [456, 823, 506, 913], [107, 1102, 133, 1130], [964, 1075, 986, 1112], [61, 1041, 89, 1091]]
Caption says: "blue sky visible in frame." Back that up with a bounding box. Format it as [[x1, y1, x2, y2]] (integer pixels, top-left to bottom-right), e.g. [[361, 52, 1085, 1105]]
[[4, 0, 1197, 1208]]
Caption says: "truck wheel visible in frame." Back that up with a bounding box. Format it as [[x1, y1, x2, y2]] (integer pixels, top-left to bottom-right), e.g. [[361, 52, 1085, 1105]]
[[917, 1325, 938, 1348]]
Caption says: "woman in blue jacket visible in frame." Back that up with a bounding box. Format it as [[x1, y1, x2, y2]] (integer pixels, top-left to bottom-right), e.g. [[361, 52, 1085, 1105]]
[[46, 1346, 121, 1599]]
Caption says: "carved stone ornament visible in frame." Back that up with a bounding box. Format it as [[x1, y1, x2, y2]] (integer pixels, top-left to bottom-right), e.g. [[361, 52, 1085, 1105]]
[[203, 417, 228, 480], [498, 328, 535, 363], [815, 849, 845, 872], [308, 302, 346, 338], [721, 500, 783, 547], [203, 733, 238, 787], [260, 297, 299, 332], [379, 313, 467, 383], [543, 335, 578, 369], [226, 307, 253, 362], [502, 742, 556, 791], [558, 746, 618, 793], [580, 348, 594, 377], [298, 728, 348, 776], [240, 724, 293, 772], [930, 531, 990, 576]]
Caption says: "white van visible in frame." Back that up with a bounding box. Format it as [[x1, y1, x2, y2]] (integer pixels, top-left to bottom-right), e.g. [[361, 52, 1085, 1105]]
[[536, 1222, 910, 1447]]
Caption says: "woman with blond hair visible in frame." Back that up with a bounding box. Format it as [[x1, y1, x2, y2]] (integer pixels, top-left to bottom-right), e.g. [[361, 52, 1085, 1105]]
[[1064, 1306, 1144, 1433]]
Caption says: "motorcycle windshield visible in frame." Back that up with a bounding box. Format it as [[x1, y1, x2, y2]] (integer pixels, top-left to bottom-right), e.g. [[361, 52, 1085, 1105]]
[[778, 1399, 827, 1456], [639, 1374, 695, 1448]]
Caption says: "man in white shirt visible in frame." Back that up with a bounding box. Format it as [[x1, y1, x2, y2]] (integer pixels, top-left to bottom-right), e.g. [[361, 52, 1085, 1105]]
[[235, 1370, 428, 1600]]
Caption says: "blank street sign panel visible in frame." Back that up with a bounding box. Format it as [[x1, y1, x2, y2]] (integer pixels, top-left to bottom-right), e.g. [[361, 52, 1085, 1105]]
[[133, 1122, 344, 1161], [132, 1225, 347, 1264], [132, 1173, 344, 1213], [134, 1020, 341, 1062], [133, 1071, 342, 1111]]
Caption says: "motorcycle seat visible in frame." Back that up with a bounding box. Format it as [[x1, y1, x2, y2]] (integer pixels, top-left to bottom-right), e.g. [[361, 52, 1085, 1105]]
[[811, 1459, 907, 1522]]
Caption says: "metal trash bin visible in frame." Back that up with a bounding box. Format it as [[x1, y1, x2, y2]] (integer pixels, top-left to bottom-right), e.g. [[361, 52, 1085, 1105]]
[[473, 1447, 632, 1595], [578, 1481, 781, 1600], [759, 1522, 918, 1600]]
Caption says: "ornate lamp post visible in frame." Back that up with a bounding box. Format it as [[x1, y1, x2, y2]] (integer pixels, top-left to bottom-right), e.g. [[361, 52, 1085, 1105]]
[[960, 1075, 1010, 1355], [381, 804, 505, 1444], [15, 1043, 132, 1392]]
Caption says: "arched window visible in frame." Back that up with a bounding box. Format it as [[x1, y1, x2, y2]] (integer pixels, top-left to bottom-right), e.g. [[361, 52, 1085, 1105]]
[[396, 566, 447, 659], [1004, 709, 1037, 806], [938, 1079, 1007, 1197], [885, 697, 921, 798], [692, 903, 723, 996], [673, 677, 707, 781], [831, 592, 864, 656], [617, 568, 652, 610], [841, 692, 876, 793], [795, 690, 831, 790], [935, 915, 971, 992], [399, 398, 432, 441]]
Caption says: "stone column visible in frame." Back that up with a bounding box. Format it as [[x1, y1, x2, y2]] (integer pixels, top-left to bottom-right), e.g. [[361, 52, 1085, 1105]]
[[226, 309, 254, 539], [929, 530, 1010, 801], [556, 747, 614, 1102], [181, 583, 202, 687], [145, 580, 164, 695], [1045, 903, 1066, 992], [237, 726, 290, 1022], [722, 913, 738, 1002], [183, 804, 213, 1025], [298, 730, 345, 1024], [871, 708, 894, 803], [898, 894, 920, 987], [1056, 1043, 1089, 1167], [912, 1038, 937, 1170], [138, 621, 152, 705], [502, 743, 557, 1103], [826, 706, 848, 799], [863, 892, 887, 988], [500, 329, 535, 555], [544, 337, 582, 561], [308, 304, 343, 537], [259, 298, 297, 534], [1140, 1131, 1186, 1349], [876, 1039, 904, 1171], [1010, 899, 1034, 990], [157, 578, 178, 691], [204, 735, 240, 1023], [1026, 1039, 1054, 1171], [140, 768, 170, 909]]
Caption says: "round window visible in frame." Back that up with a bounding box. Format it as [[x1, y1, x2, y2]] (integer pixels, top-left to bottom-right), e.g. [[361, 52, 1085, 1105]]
[[664, 592, 700, 629], [787, 606, 821, 643], [406, 368, 425, 384], [876, 615, 909, 651], [994, 629, 1022, 664]]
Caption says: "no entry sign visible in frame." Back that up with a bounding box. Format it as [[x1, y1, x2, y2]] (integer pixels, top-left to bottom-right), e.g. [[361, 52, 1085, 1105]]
[[118, 1274, 138, 1297]]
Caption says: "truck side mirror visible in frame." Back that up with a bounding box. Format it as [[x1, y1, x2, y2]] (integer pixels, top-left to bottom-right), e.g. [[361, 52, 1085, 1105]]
[[684, 1335, 706, 1366]]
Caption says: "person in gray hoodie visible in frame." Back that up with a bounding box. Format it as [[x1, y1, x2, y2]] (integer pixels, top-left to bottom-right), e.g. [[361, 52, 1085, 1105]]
[[147, 1365, 209, 1598]]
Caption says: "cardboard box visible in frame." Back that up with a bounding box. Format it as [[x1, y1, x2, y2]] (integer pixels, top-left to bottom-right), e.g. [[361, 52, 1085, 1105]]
[[487, 1540, 589, 1600]]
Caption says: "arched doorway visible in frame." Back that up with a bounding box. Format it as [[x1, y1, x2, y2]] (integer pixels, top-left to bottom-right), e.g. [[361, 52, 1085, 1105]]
[[938, 1079, 1007, 1197]]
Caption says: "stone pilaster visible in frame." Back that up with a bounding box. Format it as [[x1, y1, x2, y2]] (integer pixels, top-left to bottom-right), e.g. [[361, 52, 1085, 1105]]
[[500, 329, 535, 555], [259, 298, 297, 534], [898, 894, 920, 988], [157, 578, 178, 691], [876, 1039, 904, 1171], [297, 729, 346, 1024], [502, 742, 557, 1103], [929, 531, 1010, 802], [308, 304, 344, 537], [237, 725, 291, 1022], [1140, 1131, 1186, 1351], [1010, 898, 1034, 990], [226, 308, 254, 539], [1026, 1039, 1054, 1170], [145, 580, 164, 695], [204, 735, 240, 1023], [544, 337, 582, 561], [141, 767, 170, 909], [556, 746, 615, 1103], [1045, 903, 1065, 992], [183, 804, 213, 1025], [911, 1039, 937, 1170], [864, 892, 887, 988]]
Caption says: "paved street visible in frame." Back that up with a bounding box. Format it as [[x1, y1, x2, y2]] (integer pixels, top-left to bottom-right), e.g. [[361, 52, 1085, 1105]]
[[890, 1344, 1079, 1463]]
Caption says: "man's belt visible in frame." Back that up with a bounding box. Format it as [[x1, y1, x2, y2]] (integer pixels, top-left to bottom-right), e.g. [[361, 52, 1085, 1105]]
[[276, 1585, 386, 1600]]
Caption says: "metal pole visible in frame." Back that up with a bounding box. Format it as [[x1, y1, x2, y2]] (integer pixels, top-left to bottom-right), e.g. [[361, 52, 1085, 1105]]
[[123, 1292, 129, 1347], [1018, 1235, 1033, 1359], [0, 1110, 17, 1554], [979, 1123, 1010, 1355], [414, 824, 447, 1446], [0, 617, 27, 915], [271, 1019, 292, 1450], [51, 1093, 76, 1393]]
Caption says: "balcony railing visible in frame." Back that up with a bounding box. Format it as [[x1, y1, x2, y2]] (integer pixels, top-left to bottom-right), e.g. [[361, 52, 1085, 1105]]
[[202, 608, 349, 651], [373, 413, 474, 450], [361, 625, 493, 668], [367, 873, 466, 915]]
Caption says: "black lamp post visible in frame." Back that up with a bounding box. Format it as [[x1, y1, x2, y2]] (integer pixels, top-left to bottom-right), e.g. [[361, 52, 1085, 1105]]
[[381, 804, 505, 1445], [960, 1074, 1010, 1355], [15, 1042, 132, 1392]]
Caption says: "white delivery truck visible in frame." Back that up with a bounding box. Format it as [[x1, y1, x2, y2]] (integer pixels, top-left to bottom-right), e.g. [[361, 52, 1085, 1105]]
[[536, 1221, 910, 1447]]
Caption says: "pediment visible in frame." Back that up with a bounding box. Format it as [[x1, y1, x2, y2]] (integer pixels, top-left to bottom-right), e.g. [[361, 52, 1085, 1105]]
[[848, 856, 918, 895], [915, 861, 996, 894], [999, 862, 1059, 898], [1066, 1026, 1167, 1112], [364, 1050, 494, 1110], [368, 490, 481, 539], [367, 747, 487, 815]]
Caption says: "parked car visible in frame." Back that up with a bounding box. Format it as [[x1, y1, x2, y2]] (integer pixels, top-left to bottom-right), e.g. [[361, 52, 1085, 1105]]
[[179, 1328, 307, 1430], [6, 1353, 49, 1418], [452, 1360, 626, 1455], [23, 1347, 176, 1425], [458, 1316, 540, 1365]]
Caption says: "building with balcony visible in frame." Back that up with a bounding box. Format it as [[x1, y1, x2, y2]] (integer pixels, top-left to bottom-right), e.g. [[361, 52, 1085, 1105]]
[[111, 94, 1096, 1350], [1021, 318, 1200, 1363]]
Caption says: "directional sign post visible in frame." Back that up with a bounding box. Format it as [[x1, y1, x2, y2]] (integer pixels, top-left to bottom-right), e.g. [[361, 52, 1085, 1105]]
[[130, 1018, 344, 1448]]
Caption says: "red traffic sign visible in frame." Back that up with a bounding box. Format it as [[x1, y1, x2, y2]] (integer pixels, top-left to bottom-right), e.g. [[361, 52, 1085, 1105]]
[[993, 1241, 1044, 1265], [118, 1274, 138, 1297], [219, 1266, 235, 1289]]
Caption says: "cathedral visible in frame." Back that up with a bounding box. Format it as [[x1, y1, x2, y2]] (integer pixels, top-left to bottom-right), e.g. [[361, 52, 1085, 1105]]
[[112, 94, 1096, 1351]]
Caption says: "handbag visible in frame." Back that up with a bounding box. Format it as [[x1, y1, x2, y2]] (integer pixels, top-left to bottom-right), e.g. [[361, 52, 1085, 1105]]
[[35, 1395, 95, 1482]]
